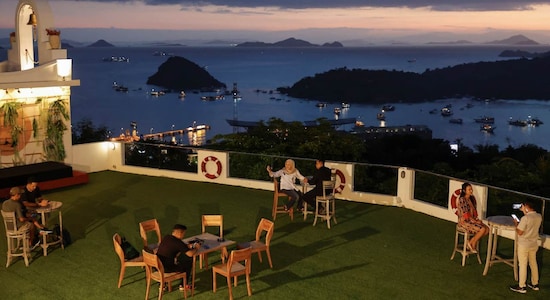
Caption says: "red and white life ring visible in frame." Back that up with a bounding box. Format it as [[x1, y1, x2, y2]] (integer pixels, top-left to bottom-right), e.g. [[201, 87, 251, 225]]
[[450, 188, 461, 215], [201, 156, 222, 179], [334, 169, 346, 193]]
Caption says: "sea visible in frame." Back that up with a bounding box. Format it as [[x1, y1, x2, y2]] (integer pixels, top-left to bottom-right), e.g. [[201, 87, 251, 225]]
[[3, 45, 550, 150]]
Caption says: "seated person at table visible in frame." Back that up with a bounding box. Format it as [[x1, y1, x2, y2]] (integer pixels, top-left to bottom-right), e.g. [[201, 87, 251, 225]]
[[2, 187, 52, 248], [20, 177, 49, 219], [298, 159, 332, 212], [267, 159, 307, 212], [456, 182, 488, 252], [156, 224, 200, 290]]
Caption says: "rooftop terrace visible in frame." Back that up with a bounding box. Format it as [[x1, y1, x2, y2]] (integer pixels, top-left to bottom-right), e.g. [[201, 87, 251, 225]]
[[1, 171, 548, 299]]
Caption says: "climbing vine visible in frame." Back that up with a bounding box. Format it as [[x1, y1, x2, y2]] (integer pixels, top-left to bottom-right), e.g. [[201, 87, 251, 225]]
[[43, 98, 70, 161]]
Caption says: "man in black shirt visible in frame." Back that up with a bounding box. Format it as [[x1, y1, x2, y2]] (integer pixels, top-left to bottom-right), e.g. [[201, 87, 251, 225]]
[[156, 224, 200, 290], [298, 159, 332, 211], [20, 177, 49, 218]]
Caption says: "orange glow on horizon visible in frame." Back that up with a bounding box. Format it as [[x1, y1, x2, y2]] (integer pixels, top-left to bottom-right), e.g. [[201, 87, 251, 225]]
[[0, 2, 549, 33]]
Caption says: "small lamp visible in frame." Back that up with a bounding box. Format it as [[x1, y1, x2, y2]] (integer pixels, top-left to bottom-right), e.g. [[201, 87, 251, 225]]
[[56, 59, 71, 80]]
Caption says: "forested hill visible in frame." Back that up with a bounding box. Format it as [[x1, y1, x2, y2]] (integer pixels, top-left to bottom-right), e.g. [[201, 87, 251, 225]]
[[277, 56, 550, 103]]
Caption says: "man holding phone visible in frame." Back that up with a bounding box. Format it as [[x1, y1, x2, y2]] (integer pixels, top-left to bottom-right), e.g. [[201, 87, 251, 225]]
[[509, 201, 542, 294]]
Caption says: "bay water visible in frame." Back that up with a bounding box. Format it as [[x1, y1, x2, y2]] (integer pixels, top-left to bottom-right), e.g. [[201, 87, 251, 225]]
[[4, 45, 550, 150]]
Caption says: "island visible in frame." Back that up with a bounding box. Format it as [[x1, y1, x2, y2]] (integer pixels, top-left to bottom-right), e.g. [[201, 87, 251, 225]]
[[278, 55, 550, 103], [236, 37, 343, 48], [146, 56, 226, 91], [87, 39, 115, 47]]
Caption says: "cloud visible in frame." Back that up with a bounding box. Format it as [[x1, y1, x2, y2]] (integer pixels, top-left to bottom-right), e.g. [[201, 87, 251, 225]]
[[78, 0, 546, 11]]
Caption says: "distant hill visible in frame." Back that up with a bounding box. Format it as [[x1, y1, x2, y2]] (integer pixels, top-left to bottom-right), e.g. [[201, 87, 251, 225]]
[[87, 39, 115, 47], [144, 42, 186, 47], [146, 56, 226, 91], [485, 34, 539, 45], [236, 37, 343, 48], [426, 40, 473, 45]]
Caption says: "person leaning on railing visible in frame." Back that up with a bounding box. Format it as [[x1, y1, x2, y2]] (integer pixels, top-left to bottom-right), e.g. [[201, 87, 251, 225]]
[[457, 182, 489, 253]]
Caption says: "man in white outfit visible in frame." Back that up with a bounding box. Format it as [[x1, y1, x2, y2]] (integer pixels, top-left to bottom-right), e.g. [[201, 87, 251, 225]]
[[509, 201, 542, 294]]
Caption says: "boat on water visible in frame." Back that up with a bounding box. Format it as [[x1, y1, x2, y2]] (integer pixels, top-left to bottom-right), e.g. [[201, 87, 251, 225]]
[[480, 124, 495, 133], [377, 112, 385, 120], [382, 104, 395, 111], [474, 116, 495, 124], [179, 91, 186, 98], [449, 118, 463, 124], [201, 95, 224, 101], [508, 118, 528, 127], [316, 102, 327, 108], [186, 124, 210, 131], [334, 107, 341, 115], [150, 89, 166, 97], [102, 56, 130, 62], [527, 117, 544, 126], [112, 82, 128, 92], [441, 107, 453, 117], [341, 102, 351, 109]]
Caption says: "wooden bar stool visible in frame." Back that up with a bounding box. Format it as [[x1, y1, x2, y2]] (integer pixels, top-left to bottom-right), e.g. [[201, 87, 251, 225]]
[[450, 225, 481, 266], [2, 210, 32, 267], [313, 180, 337, 229], [272, 178, 293, 220]]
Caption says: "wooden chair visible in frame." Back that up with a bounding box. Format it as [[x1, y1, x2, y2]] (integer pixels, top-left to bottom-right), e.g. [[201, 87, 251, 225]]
[[139, 219, 162, 253], [313, 178, 338, 229], [450, 225, 482, 266], [200, 214, 225, 269], [112, 233, 145, 288], [273, 178, 293, 220], [1, 210, 32, 267], [212, 247, 252, 300], [142, 250, 187, 300], [237, 218, 274, 268]]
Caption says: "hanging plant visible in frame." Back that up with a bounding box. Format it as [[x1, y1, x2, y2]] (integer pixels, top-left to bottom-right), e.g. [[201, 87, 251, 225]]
[[0, 101, 23, 148], [0, 101, 25, 166], [43, 99, 70, 161]]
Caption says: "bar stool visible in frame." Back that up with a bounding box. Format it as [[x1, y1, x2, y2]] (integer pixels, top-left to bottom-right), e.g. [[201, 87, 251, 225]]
[[450, 225, 481, 266], [1, 210, 32, 267], [301, 184, 314, 221], [313, 180, 337, 229], [272, 178, 293, 220]]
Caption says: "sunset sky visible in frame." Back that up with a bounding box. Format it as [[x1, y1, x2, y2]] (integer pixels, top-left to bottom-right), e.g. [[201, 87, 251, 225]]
[[2, 0, 550, 44]]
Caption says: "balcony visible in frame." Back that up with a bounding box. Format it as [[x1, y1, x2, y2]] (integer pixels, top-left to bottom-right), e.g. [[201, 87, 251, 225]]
[[3, 170, 548, 298]]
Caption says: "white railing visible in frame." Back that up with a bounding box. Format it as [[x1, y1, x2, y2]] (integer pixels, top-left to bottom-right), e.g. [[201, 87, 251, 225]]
[[69, 141, 550, 250]]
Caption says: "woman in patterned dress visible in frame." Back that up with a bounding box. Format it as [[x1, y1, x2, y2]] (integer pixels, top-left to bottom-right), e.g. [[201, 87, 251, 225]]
[[457, 182, 489, 252]]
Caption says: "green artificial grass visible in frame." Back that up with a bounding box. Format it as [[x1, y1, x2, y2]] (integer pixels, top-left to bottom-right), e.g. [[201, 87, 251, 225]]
[[0, 171, 548, 299]]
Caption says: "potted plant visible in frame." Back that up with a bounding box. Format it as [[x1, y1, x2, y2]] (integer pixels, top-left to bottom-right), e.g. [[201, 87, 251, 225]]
[[46, 28, 61, 49], [9, 32, 16, 46]]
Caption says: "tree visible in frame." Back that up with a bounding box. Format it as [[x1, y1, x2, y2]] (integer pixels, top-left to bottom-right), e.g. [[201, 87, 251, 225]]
[[72, 118, 109, 145]]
